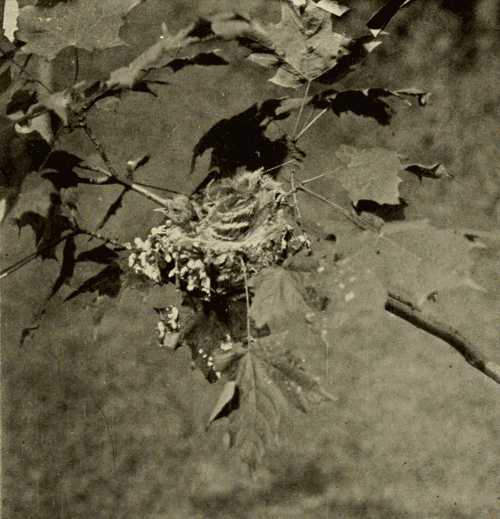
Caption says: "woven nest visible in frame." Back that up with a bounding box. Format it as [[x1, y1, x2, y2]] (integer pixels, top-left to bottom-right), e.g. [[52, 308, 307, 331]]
[[128, 169, 309, 299]]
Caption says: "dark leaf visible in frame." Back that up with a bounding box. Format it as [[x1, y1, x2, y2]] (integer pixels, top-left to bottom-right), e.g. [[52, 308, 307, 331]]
[[50, 234, 76, 297], [207, 380, 238, 427], [94, 186, 129, 231], [404, 162, 452, 181], [65, 262, 123, 301], [317, 35, 382, 84], [367, 0, 415, 37], [190, 99, 293, 183], [13, 187, 73, 259], [76, 244, 120, 264], [14, 211, 46, 244], [163, 51, 228, 73], [6, 88, 38, 116], [42, 150, 86, 189], [314, 88, 394, 125]]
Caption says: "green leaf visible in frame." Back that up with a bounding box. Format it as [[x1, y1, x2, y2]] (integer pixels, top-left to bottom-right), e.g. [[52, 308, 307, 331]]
[[249, 267, 311, 331], [17, 0, 142, 59], [333, 146, 403, 206]]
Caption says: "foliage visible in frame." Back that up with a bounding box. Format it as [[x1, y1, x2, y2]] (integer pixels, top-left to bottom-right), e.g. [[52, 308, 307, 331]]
[[1, 0, 499, 472]]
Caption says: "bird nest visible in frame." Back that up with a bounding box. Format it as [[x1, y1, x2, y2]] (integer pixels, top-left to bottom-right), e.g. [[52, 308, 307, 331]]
[[128, 168, 309, 299]]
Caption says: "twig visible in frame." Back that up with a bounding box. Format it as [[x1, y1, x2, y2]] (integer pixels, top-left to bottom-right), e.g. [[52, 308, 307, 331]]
[[386, 293, 500, 385], [292, 80, 311, 139], [82, 123, 171, 208], [295, 107, 329, 142], [0, 230, 78, 281], [77, 228, 127, 249], [287, 179, 375, 231], [262, 159, 297, 175]]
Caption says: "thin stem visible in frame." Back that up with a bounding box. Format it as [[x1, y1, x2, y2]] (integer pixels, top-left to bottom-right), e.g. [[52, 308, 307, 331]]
[[295, 107, 328, 142], [262, 159, 297, 175], [77, 228, 127, 249], [239, 257, 252, 344], [132, 180, 182, 195], [73, 47, 80, 83], [82, 123, 171, 208], [82, 124, 119, 177], [292, 80, 311, 139], [287, 179, 375, 231], [290, 171, 302, 223], [301, 173, 325, 185], [0, 230, 78, 281]]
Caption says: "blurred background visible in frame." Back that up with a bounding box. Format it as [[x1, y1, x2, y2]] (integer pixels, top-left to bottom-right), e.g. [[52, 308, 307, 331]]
[[1, 1, 499, 518]]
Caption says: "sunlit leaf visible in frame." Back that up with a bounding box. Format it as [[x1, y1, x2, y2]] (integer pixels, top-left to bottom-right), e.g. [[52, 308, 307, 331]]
[[333, 146, 403, 206], [17, 0, 143, 59], [249, 267, 311, 331]]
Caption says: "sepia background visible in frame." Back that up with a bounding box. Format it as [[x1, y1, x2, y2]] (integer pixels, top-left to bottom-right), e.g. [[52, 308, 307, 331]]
[[1, 1, 499, 517]]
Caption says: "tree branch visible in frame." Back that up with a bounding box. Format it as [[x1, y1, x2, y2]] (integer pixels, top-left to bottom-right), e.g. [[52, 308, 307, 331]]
[[386, 292, 500, 385], [297, 182, 500, 385]]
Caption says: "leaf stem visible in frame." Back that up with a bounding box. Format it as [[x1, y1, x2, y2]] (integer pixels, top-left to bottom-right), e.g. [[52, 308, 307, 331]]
[[292, 80, 311, 140], [289, 171, 302, 223], [262, 159, 297, 175], [295, 107, 328, 142], [239, 257, 252, 345]]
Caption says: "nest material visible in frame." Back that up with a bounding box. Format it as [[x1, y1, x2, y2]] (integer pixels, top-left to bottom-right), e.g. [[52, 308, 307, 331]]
[[128, 169, 309, 299]]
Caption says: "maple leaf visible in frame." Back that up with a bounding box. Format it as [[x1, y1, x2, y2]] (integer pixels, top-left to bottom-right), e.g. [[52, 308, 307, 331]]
[[221, 335, 334, 466], [333, 146, 403, 206], [247, 1, 351, 88], [345, 221, 486, 306], [17, 0, 142, 59], [249, 267, 311, 332]]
